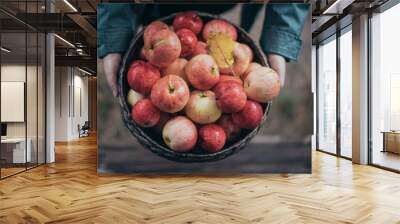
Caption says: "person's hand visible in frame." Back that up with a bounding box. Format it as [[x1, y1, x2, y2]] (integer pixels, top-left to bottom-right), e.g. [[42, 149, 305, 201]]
[[103, 53, 122, 97], [267, 54, 286, 87]]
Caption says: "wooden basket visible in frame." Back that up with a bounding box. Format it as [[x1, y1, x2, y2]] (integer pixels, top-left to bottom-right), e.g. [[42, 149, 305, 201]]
[[118, 12, 271, 163]]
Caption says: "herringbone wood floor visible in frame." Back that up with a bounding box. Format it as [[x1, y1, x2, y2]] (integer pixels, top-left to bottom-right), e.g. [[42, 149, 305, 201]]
[[1, 135, 400, 224]]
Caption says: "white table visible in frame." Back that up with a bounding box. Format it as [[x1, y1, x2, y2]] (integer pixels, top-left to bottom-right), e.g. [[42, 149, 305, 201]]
[[1, 138, 31, 163]]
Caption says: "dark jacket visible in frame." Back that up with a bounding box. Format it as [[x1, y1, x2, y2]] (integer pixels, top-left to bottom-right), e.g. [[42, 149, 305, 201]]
[[97, 3, 309, 61]]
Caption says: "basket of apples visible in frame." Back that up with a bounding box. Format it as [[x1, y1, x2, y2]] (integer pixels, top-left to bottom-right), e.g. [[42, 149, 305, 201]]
[[118, 12, 280, 162]]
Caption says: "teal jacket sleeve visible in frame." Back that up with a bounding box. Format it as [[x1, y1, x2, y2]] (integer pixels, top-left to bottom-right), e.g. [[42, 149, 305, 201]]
[[97, 3, 142, 58], [260, 3, 309, 61]]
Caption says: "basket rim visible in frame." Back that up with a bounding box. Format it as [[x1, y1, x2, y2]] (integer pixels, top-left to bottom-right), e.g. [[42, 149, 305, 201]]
[[118, 11, 272, 162]]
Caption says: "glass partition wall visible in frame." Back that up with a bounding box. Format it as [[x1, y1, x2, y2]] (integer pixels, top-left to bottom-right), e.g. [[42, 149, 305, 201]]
[[370, 3, 400, 171], [0, 30, 27, 177], [316, 26, 352, 159], [0, 2, 46, 179]]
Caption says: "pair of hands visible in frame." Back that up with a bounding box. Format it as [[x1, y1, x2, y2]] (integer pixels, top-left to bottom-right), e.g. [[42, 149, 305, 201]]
[[104, 53, 286, 97]]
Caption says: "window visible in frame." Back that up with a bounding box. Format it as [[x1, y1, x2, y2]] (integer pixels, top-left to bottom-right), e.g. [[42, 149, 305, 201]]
[[370, 3, 400, 171], [339, 28, 352, 158], [317, 36, 337, 154]]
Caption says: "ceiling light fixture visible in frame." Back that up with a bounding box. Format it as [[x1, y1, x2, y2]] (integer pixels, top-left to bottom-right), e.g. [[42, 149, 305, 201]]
[[76, 48, 86, 56], [78, 67, 93, 76], [1, 47, 11, 53], [63, 0, 78, 12], [54, 34, 75, 48], [322, 0, 354, 15]]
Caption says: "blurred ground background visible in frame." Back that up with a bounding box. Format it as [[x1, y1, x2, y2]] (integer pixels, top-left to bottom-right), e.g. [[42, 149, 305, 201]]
[[97, 4, 312, 173]]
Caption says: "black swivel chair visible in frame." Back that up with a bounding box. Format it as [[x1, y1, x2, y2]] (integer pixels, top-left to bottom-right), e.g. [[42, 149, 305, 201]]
[[78, 121, 90, 138]]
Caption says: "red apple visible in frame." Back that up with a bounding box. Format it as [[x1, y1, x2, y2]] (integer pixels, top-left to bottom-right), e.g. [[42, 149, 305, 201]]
[[242, 43, 253, 62], [232, 100, 263, 129], [173, 11, 203, 35], [214, 80, 247, 113], [143, 21, 169, 45], [185, 90, 222, 124], [127, 89, 144, 107], [131, 99, 160, 127], [161, 58, 188, 82], [219, 43, 251, 77], [202, 19, 237, 41], [199, 124, 226, 153], [127, 60, 160, 95], [162, 116, 197, 152], [218, 75, 243, 86], [217, 115, 241, 141], [185, 54, 220, 90], [244, 67, 281, 102], [243, 62, 261, 80], [150, 75, 190, 113], [144, 29, 181, 68], [192, 41, 208, 57], [176, 28, 198, 57]]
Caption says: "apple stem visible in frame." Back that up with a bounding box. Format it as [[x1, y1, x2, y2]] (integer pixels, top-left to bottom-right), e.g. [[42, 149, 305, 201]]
[[211, 66, 217, 76], [168, 82, 175, 94]]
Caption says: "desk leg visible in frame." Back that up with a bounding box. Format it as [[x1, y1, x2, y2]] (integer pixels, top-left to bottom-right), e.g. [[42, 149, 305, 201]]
[[382, 133, 386, 153]]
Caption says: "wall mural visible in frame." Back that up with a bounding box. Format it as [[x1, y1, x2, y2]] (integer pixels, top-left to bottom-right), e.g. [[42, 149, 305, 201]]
[[97, 3, 312, 173]]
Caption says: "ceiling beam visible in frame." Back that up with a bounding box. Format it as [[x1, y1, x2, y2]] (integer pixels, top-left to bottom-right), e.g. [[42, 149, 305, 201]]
[[51, 0, 97, 47], [55, 55, 96, 72], [322, 0, 356, 14], [12, 13, 81, 32], [67, 13, 97, 44]]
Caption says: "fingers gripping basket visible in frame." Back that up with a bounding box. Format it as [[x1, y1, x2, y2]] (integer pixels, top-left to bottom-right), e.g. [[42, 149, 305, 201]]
[[118, 12, 271, 163]]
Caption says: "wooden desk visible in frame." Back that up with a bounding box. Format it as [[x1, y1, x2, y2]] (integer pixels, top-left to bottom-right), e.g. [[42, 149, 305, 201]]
[[1, 138, 31, 163], [382, 131, 400, 154]]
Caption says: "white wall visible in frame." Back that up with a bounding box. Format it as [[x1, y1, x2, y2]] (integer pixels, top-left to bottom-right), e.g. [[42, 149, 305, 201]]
[[55, 66, 69, 141], [54, 67, 89, 141], [1, 65, 26, 140], [70, 73, 89, 139], [1, 65, 40, 138]]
